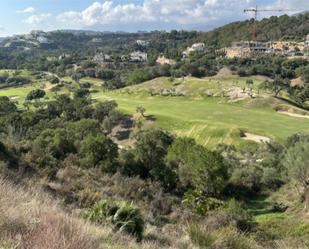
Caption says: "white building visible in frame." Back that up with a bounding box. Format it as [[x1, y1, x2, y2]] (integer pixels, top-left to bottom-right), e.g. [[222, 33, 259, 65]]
[[93, 52, 112, 64], [305, 34, 309, 47], [37, 36, 49, 44], [191, 43, 206, 52], [182, 42, 206, 58], [136, 40, 149, 47], [130, 51, 148, 62]]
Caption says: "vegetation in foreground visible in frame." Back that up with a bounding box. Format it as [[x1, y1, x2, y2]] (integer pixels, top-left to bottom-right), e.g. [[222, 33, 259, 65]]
[[0, 13, 309, 248], [0, 86, 308, 248]]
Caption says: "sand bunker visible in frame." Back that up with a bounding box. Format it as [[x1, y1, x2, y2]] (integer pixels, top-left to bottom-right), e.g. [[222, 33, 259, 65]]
[[242, 133, 270, 143], [278, 111, 309, 119]]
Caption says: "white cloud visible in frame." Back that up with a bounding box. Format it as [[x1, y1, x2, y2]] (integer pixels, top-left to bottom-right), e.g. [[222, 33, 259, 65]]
[[23, 13, 52, 25], [264, 0, 309, 9], [17, 7, 35, 14], [56, 0, 256, 29], [19, 0, 309, 32]]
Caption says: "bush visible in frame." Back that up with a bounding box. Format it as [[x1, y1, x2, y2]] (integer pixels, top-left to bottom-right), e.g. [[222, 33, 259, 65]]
[[188, 224, 216, 248], [85, 199, 145, 240], [79, 134, 118, 172], [201, 199, 252, 232], [188, 225, 261, 249], [183, 190, 224, 215], [167, 137, 229, 196], [127, 69, 151, 85], [26, 89, 46, 101], [113, 203, 145, 241], [85, 199, 119, 223], [222, 199, 252, 231]]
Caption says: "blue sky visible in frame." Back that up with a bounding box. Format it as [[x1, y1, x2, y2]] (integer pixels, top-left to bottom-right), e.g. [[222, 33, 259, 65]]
[[0, 0, 308, 36]]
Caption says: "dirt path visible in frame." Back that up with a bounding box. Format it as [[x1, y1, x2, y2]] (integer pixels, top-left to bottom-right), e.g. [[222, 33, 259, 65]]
[[242, 133, 270, 143], [43, 82, 55, 91], [278, 111, 309, 119]]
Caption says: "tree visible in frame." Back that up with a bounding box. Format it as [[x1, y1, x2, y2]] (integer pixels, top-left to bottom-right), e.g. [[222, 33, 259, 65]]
[[127, 69, 151, 85], [0, 96, 17, 115], [50, 76, 60, 84], [296, 65, 309, 83], [72, 73, 83, 83], [74, 89, 90, 99], [136, 106, 146, 117], [282, 134, 309, 188], [246, 79, 254, 90], [288, 84, 309, 107], [260, 77, 290, 97], [26, 89, 46, 101], [93, 101, 118, 122], [80, 134, 118, 172], [167, 137, 229, 196], [134, 128, 176, 188]]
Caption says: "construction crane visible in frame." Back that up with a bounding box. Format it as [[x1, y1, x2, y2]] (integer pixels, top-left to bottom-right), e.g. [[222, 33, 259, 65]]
[[244, 6, 305, 41]]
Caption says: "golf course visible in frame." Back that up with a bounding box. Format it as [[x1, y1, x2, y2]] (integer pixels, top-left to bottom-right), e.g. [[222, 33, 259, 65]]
[[1, 69, 309, 148]]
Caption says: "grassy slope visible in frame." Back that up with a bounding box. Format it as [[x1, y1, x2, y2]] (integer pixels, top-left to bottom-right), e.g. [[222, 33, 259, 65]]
[[93, 74, 309, 148], [0, 69, 56, 103], [1, 70, 308, 148]]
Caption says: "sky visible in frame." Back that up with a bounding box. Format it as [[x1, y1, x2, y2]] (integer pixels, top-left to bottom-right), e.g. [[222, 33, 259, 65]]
[[0, 0, 308, 36]]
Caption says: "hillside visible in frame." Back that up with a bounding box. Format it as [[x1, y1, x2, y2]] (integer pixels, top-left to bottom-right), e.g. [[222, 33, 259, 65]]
[[202, 13, 309, 47], [1, 11, 309, 249], [1, 76, 309, 248], [94, 72, 309, 148], [1, 68, 308, 148], [0, 12, 308, 69]]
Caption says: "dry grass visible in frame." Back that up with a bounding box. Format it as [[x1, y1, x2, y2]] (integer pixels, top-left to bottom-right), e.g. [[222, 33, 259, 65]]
[[0, 177, 188, 249], [0, 178, 101, 249]]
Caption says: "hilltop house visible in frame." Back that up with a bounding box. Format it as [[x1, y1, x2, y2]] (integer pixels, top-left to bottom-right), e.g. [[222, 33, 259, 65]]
[[130, 51, 148, 62], [267, 41, 305, 53], [191, 43, 206, 52], [136, 40, 149, 47], [224, 38, 309, 58], [93, 52, 112, 64], [182, 42, 206, 58], [223, 41, 268, 58]]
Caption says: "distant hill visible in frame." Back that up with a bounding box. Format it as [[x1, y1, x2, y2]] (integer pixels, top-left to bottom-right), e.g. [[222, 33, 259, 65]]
[[52, 30, 115, 36], [292, 10, 309, 17], [201, 13, 309, 47]]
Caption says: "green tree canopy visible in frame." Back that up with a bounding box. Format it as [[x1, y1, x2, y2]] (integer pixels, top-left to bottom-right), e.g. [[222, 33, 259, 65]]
[[167, 137, 229, 196]]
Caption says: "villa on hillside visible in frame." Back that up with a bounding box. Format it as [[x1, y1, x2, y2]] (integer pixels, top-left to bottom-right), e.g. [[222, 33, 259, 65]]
[[130, 51, 148, 62], [223, 41, 269, 58], [93, 52, 112, 65], [136, 40, 150, 47], [224, 38, 309, 58], [182, 42, 206, 58]]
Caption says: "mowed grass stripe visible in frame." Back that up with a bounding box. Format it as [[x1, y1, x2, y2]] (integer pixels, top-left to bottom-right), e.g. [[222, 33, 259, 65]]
[[93, 92, 309, 147]]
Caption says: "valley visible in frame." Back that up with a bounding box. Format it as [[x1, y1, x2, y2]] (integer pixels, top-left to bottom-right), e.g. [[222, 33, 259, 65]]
[[0, 10, 309, 249]]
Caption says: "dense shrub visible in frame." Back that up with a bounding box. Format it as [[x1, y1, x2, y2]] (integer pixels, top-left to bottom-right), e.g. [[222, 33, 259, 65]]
[[85, 199, 145, 240], [183, 190, 224, 215], [167, 137, 229, 196], [188, 225, 261, 249], [0, 97, 17, 115], [131, 128, 177, 189], [127, 69, 151, 85], [79, 134, 118, 172], [26, 89, 46, 101]]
